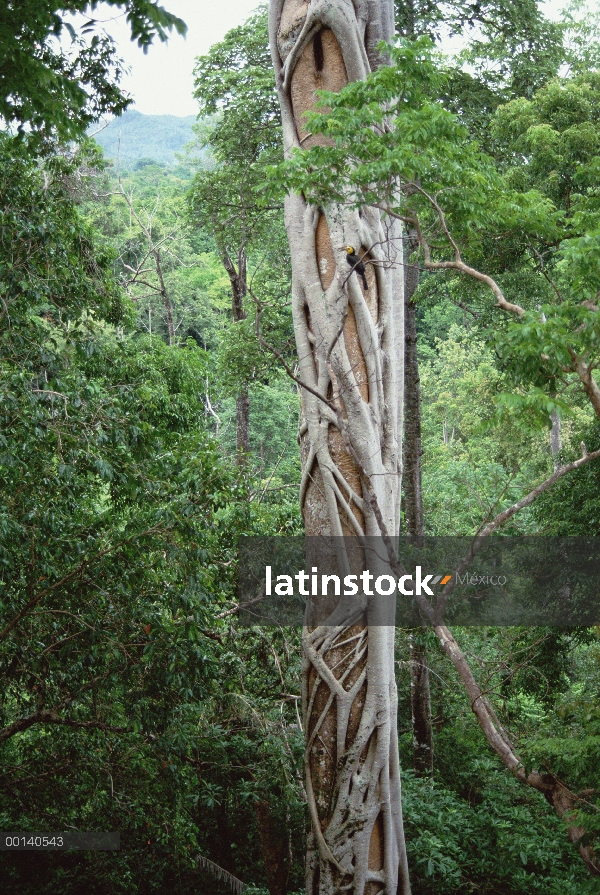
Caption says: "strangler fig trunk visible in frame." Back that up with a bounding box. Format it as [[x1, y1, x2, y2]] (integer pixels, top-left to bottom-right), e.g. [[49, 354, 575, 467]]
[[268, 2, 410, 893]]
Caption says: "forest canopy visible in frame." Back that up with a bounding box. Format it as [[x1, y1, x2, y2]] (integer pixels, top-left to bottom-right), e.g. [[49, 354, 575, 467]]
[[1, 1, 600, 894]]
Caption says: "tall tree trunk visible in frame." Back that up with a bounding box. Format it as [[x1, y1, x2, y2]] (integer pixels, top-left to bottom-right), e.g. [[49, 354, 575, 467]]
[[154, 248, 174, 347], [408, 634, 433, 776], [236, 383, 250, 458], [402, 233, 423, 542], [255, 799, 291, 895], [221, 247, 250, 461], [550, 408, 561, 471], [269, 2, 410, 893], [403, 233, 434, 777]]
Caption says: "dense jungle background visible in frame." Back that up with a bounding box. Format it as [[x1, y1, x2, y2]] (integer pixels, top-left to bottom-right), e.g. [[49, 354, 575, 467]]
[[2, 1, 600, 892]]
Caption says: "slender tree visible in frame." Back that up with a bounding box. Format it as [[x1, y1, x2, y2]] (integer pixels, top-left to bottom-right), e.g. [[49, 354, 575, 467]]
[[188, 173, 252, 458], [269, 2, 410, 893], [403, 232, 434, 777], [115, 178, 177, 346], [190, 10, 283, 461]]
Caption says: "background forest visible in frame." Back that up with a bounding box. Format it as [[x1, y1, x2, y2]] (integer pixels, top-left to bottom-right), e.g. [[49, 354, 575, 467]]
[[1, 0, 600, 893]]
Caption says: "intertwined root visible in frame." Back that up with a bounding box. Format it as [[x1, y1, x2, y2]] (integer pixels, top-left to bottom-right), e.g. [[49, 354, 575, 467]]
[[269, 1, 411, 892]]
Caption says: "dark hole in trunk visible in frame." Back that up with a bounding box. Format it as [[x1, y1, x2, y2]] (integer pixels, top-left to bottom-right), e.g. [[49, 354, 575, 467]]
[[312, 863, 321, 895], [313, 30, 324, 71]]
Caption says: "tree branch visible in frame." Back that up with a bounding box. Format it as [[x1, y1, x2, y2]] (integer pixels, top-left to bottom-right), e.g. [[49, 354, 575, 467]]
[[0, 709, 128, 744]]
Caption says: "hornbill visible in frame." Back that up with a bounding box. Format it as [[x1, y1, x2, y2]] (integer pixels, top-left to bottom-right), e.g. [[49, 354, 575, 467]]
[[345, 246, 368, 291]]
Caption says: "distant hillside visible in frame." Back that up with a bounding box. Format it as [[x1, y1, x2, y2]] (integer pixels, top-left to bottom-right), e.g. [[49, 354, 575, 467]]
[[91, 110, 199, 166]]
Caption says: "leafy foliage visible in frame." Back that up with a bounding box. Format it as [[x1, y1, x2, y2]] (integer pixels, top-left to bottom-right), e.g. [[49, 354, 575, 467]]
[[0, 130, 304, 893], [2, 3, 600, 893], [0, 134, 123, 324], [397, 626, 600, 893], [0, 1, 186, 142]]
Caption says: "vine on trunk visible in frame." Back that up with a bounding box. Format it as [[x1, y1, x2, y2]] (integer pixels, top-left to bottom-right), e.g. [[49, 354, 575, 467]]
[[269, 2, 410, 893]]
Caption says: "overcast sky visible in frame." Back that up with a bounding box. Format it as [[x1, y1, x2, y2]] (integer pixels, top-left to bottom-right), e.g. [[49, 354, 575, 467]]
[[90, 0, 262, 117], [89, 0, 567, 119]]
